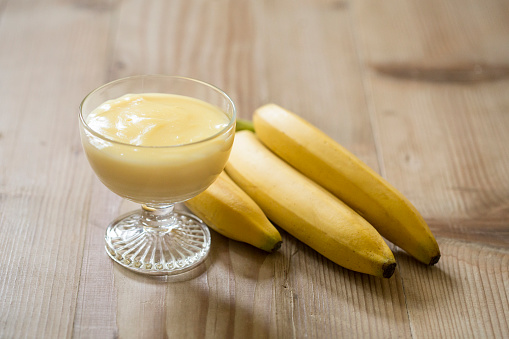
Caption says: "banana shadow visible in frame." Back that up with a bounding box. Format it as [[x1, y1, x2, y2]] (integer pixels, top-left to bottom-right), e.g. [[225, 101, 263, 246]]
[[265, 229, 459, 332], [112, 230, 461, 337], [392, 247, 461, 308]]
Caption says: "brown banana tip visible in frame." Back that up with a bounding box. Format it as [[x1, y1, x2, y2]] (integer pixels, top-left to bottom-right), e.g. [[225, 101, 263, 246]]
[[382, 262, 397, 279], [271, 241, 282, 253], [429, 254, 441, 266]]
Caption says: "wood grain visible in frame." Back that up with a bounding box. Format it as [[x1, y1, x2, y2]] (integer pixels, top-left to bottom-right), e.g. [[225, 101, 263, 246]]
[[353, 0, 509, 245], [73, 182, 119, 338], [395, 239, 509, 338], [353, 1, 509, 336], [0, 0, 111, 337], [257, 0, 381, 170], [0, 0, 508, 338]]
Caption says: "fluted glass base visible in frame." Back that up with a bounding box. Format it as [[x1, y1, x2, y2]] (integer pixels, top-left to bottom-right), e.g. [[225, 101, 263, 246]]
[[105, 205, 211, 275]]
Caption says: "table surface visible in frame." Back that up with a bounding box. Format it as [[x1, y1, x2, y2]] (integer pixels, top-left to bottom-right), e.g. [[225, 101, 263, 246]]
[[1, 0, 509, 338]]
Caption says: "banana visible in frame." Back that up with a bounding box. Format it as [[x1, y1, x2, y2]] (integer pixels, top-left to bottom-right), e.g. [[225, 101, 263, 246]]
[[185, 171, 282, 252], [253, 104, 440, 265], [225, 131, 396, 278]]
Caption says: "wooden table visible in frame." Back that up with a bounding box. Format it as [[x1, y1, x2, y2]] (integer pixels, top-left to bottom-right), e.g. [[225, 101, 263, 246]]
[[1, 0, 508, 338]]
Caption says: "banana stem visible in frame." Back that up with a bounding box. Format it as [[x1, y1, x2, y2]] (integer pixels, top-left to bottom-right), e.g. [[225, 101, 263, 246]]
[[236, 118, 255, 132]]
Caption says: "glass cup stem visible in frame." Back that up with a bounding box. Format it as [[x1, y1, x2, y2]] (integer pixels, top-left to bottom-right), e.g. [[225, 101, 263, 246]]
[[140, 204, 177, 233]]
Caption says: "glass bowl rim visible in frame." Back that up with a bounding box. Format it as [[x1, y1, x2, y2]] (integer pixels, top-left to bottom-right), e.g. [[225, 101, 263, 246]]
[[79, 74, 236, 149]]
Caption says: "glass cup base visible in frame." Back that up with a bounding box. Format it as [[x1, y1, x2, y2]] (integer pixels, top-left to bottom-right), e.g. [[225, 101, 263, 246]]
[[105, 209, 211, 275]]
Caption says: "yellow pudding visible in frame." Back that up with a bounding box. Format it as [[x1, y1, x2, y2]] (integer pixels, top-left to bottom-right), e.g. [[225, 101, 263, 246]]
[[87, 93, 230, 146], [81, 93, 235, 204]]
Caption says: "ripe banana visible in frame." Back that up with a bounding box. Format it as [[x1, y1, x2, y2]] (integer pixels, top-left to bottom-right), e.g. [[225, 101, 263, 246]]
[[185, 171, 282, 252], [253, 104, 440, 265], [225, 131, 397, 278]]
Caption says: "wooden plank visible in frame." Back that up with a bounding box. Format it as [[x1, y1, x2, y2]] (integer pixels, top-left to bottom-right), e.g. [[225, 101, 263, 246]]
[[362, 81, 509, 245], [0, 0, 113, 338], [258, 0, 381, 169], [105, 1, 275, 337], [109, 0, 267, 124], [353, 0, 509, 244], [396, 240, 509, 338], [353, 0, 509, 337], [0, 0, 8, 19], [72, 182, 119, 338], [255, 1, 412, 336], [103, 1, 253, 337], [272, 232, 411, 339]]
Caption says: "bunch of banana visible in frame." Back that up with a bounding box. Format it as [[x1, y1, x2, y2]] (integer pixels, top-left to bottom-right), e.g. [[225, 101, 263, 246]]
[[185, 103, 440, 278], [185, 171, 282, 253], [253, 104, 440, 266]]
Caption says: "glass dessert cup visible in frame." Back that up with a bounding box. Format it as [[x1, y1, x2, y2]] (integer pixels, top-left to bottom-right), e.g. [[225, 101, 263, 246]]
[[79, 75, 236, 275]]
